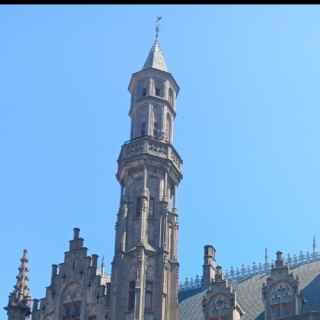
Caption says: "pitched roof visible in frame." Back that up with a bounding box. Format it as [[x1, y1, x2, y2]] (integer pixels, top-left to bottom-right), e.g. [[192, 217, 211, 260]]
[[143, 39, 168, 72], [179, 260, 320, 320]]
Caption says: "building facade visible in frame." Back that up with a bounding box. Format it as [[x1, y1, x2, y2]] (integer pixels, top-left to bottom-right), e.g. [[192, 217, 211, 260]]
[[5, 34, 320, 320]]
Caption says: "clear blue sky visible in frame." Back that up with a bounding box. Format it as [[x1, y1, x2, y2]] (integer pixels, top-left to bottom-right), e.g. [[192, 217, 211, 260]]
[[2, 5, 320, 316]]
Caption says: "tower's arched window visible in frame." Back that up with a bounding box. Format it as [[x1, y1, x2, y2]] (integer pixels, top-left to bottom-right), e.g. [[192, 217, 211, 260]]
[[128, 281, 135, 311], [154, 80, 163, 97], [153, 121, 158, 138], [145, 281, 153, 312], [136, 81, 147, 97], [62, 301, 81, 320], [169, 88, 174, 105], [166, 113, 172, 142], [136, 197, 142, 216], [149, 197, 154, 216]]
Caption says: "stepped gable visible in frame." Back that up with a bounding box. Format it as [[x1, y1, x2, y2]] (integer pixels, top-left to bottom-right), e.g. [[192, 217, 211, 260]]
[[179, 259, 320, 320], [31, 228, 111, 320]]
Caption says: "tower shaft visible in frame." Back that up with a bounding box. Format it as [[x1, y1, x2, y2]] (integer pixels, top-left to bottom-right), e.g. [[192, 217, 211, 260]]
[[110, 37, 182, 320]]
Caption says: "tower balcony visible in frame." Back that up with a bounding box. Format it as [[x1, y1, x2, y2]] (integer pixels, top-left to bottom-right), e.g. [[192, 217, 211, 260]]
[[117, 136, 182, 179]]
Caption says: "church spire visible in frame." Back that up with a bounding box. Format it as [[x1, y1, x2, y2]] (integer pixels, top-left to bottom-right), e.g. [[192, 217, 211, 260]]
[[143, 17, 168, 72], [5, 249, 32, 320]]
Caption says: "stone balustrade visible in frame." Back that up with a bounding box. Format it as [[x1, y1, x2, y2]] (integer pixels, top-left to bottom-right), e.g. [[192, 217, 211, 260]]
[[118, 136, 182, 172]]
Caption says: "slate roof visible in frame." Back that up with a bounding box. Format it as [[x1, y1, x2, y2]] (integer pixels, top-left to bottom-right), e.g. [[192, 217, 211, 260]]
[[179, 260, 320, 320], [143, 39, 168, 72]]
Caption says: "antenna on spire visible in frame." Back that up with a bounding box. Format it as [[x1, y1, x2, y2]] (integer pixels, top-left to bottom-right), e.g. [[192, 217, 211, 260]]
[[155, 16, 162, 40]]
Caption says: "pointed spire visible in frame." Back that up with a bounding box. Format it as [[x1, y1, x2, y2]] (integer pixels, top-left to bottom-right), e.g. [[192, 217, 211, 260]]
[[13, 249, 30, 302], [143, 17, 168, 72], [5, 249, 32, 317]]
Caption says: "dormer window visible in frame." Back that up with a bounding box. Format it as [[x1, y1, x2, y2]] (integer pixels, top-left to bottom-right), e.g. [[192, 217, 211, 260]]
[[155, 87, 161, 96]]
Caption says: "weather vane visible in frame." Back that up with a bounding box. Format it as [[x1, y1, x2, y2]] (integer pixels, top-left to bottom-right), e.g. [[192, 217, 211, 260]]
[[155, 16, 162, 40]]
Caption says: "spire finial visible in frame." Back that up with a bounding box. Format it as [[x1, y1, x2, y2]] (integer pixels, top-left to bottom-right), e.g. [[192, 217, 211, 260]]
[[155, 16, 162, 41], [143, 17, 168, 71], [101, 255, 105, 274]]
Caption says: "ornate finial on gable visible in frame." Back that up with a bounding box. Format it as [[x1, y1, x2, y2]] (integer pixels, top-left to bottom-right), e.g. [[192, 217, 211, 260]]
[[5, 249, 32, 318], [15, 249, 30, 301]]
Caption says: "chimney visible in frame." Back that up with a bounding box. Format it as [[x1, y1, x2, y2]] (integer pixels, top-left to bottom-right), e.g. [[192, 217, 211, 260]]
[[202, 245, 216, 288], [275, 251, 284, 268], [69, 227, 84, 251], [92, 254, 99, 269]]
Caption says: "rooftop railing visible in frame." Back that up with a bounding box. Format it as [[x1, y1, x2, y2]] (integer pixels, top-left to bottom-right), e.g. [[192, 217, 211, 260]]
[[179, 250, 320, 292]]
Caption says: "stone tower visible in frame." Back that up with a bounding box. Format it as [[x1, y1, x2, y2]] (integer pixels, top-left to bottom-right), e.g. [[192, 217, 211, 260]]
[[110, 30, 183, 320], [5, 249, 32, 320]]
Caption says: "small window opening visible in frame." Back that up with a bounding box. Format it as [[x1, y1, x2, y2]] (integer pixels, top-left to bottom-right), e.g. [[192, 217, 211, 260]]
[[136, 197, 142, 216], [169, 88, 174, 105], [149, 197, 154, 216], [128, 281, 136, 311], [145, 281, 153, 312], [153, 121, 158, 138]]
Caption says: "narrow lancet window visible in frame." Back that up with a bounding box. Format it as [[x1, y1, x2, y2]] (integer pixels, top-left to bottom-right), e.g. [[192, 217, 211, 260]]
[[149, 197, 154, 216], [145, 281, 153, 312], [128, 281, 135, 311], [136, 197, 142, 216], [141, 122, 146, 136], [153, 121, 158, 138]]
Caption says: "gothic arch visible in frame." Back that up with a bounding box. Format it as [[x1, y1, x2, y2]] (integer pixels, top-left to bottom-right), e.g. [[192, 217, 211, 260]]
[[58, 282, 82, 320]]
